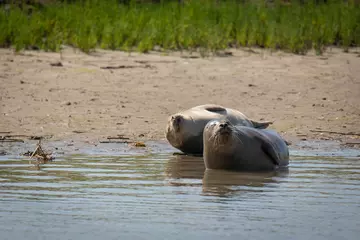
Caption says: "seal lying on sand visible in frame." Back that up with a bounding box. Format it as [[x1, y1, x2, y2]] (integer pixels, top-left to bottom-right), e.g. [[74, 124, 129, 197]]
[[203, 119, 289, 171], [165, 104, 272, 155]]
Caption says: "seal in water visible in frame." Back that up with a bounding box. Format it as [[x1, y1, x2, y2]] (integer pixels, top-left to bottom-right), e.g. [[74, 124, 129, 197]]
[[165, 104, 272, 155], [203, 119, 289, 171]]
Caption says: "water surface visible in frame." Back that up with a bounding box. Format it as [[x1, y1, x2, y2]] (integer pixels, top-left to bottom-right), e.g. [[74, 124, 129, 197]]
[[1, 146, 360, 240]]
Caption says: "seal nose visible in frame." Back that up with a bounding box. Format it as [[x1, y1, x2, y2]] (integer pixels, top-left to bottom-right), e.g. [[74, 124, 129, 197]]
[[172, 115, 182, 125], [220, 122, 228, 128]]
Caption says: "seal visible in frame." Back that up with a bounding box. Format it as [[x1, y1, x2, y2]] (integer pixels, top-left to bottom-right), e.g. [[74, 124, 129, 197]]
[[165, 104, 272, 155], [203, 119, 289, 171]]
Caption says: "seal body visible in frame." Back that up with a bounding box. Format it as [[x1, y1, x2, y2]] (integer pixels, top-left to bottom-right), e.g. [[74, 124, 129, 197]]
[[203, 119, 289, 171], [165, 104, 272, 155]]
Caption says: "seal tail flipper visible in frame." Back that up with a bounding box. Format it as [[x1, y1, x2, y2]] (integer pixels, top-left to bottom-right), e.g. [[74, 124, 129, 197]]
[[250, 119, 273, 129]]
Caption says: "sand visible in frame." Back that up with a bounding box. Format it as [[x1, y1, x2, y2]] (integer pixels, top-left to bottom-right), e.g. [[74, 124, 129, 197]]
[[1, 46, 359, 148]]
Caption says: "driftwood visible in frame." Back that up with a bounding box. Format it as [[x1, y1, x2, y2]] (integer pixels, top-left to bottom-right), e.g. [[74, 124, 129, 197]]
[[50, 61, 63, 67], [100, 140, 132, 144], [344, 142, 360, 145], [2, 134, 28, 138], [0, 138, 24, 142], [135, 60, 176, 64], [27, 139, 54, 167], [310, 129, 360, 136], [99, 139, 146, 147], [0, 134, 51, 141], [180, 55, 200, 59], [100, 64, 154, 70], [107, 135, 130, 140], [342, 140, 360, 145], [72, 130, 86, 133]]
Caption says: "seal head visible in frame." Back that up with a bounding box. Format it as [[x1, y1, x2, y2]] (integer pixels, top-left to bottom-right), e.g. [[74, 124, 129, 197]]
[[165, 104, 273, 155], [166, 113, 204, 154]]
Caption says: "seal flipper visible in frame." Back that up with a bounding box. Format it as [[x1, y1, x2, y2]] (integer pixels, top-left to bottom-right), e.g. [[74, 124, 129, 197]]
[[204, 105, 227, 113], [255, 136, 281, 166], [250, 119, 273, 129]]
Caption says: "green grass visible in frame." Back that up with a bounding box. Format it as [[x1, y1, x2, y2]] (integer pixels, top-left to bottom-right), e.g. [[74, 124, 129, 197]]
[[0, 0, 359, 55]]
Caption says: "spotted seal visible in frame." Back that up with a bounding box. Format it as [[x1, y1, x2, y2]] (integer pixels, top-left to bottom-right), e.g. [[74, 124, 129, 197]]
[[203, 119, 289, 171], [165, 104, 272, 155]]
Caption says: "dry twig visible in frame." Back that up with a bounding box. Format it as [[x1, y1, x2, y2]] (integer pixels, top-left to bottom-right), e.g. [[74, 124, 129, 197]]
[[107, 135, 130, 140], [135, 60, 176, 64], [310, 129, 360, 136], [28, 139, 54, 167], [0, 138, 24, 142], [100, 64, 154, 70], [99, 140, 132, 144]]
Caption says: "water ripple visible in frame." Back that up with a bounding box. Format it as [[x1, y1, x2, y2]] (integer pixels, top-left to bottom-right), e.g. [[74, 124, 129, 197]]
[[0, 152, 360, 240]]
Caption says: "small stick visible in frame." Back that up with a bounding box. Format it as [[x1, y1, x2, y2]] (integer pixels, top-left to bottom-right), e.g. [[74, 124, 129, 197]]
[[107, 136, 130, 140], [29, 145, 40, 160], [135, 60, 176, 64], [100, 64, 154, 70], [1, 135, 48, 140], [344, 142, 360, 145], [99, 140, 132, 144], [310, 129, 360, 136], [0, 139, 24, 142], [28, 139, 54, 165], [3, 134, 29, 138], [73, 130, 86, 134], [29, 144, 40, 165]]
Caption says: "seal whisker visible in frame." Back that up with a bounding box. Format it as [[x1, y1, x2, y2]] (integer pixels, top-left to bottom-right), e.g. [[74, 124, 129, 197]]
[[234, 134, 244, 146], [231, 128, 244, 146]]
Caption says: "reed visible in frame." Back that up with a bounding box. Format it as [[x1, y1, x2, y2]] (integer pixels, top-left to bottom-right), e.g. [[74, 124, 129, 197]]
[[0, 0, 359, 54]]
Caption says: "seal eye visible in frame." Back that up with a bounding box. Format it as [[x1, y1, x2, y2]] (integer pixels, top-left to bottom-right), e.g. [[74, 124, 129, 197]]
[[209, 121, 217, 127]]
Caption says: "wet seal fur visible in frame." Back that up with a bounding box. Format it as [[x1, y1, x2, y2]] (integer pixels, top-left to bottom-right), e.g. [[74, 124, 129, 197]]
[[203, 119, 289, 171], [165, 104, 272, 155]]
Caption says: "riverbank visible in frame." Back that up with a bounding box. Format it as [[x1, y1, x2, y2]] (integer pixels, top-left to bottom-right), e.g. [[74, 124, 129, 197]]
[[1, 46, 359, 151]]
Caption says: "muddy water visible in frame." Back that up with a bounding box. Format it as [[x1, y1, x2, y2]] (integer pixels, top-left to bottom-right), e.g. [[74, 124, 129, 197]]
[[1, 146, 360, 240]]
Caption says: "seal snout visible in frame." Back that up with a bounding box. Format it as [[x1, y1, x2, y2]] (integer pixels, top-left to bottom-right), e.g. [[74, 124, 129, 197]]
[[171, 115, 182, 124], [171, 115, 183, 132], [218, 121, 231, 135], [219, 122, 228, 128]]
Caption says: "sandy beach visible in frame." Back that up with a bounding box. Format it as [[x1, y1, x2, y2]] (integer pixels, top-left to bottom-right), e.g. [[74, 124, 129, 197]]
[[1, 46, 359, 149]]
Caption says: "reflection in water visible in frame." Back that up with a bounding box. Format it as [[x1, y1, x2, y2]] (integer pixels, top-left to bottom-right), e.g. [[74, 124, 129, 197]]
[[164, 154, 205, 180], [1, 152, 360, 240], [202, 168, 289, 197], [164, 154, 289, 197]]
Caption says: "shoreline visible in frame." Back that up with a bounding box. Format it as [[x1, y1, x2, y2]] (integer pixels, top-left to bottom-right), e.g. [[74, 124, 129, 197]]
[[1, 135, 359, 158]]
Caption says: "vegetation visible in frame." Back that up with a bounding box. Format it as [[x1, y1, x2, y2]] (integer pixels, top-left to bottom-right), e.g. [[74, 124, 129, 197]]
[[0, 0, 359, 55]]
